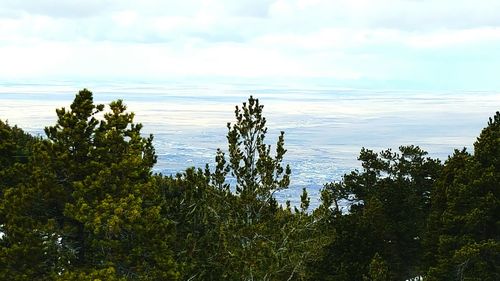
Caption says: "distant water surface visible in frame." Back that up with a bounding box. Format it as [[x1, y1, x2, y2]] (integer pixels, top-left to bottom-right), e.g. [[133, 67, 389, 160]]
[[1, 82, 498, 206]]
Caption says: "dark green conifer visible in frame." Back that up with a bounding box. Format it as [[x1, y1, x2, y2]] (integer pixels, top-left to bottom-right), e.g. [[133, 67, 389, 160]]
[[425, 112, 500, 280], [1, 89, 179, 280], [312, 145, 441, 280]]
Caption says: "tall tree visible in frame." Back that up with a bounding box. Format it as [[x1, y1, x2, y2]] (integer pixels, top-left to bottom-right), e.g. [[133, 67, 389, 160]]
[[203, 96, 321, 280], [157, 167, 231, 280], [311, 145, 441, 280], [0, 120, 36, 197], [220, 96, 291, 217], [1, 90, 179, 280], [0, 122, 57, 281], [425, 112, 500, 280]]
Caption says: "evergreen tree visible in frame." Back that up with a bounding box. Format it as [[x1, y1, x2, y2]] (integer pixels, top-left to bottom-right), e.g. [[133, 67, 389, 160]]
[[1, 90, 179, 280], [156, 167, 231, 280], [0, 120, 36, 197], [311, 145, 441, 280], [0, 121, 57, 280], [220, 96, 291, 218], [2, 89, 498, 280], [203, 96, 319, 280], [425, 112, 500, 280], [364, 253, 390, 281]]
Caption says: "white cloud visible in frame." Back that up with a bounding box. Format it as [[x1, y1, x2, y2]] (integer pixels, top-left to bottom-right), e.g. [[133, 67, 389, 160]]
[[111, 10, 138, 27], [0, 0, 118, 18], [406, 27, 500, 48], [0, 0, 499, 89]]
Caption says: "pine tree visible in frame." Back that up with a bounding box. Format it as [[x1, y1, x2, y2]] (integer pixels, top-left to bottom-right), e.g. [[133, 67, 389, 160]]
[[204, 96, 322, 280], [0, 121, 59, 280], [1, 90, 179, 280], [426, 112, 500, 280], [0, 120, 36, 197], [220, 96, 291, 218], [157, 167, 231, 280], [312, 145, 441, 280]]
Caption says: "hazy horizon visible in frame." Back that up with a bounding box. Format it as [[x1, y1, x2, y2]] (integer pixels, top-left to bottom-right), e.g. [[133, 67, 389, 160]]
[[2, 81, 499, 206]]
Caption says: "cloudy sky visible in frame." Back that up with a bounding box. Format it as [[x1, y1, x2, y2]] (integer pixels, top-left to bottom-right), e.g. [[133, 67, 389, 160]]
[[1, 0, 499, 90]]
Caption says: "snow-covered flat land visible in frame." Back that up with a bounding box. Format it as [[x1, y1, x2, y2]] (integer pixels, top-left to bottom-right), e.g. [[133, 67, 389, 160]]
[[1, 82, 498, 206]]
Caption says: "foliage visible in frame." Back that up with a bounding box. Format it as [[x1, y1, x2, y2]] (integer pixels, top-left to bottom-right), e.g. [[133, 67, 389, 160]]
[[208, 96, 318, 281], [0, 89, 178, 280], [55, 267, 126, 281], [216, 96, 291, 215], [0, 120, 36, 199], [156, 167, 230, 280], [1, 90, 498, 281], [365, 253, 390, 281], [311, 145, 442, 280], [425, 112, 500, 280]]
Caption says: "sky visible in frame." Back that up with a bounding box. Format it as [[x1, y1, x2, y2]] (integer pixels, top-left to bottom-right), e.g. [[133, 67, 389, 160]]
[[1, 0, 500, 90]]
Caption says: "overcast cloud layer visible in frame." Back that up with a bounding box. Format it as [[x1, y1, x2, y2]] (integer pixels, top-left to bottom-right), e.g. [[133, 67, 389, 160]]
[[1, 0, 499, 89]]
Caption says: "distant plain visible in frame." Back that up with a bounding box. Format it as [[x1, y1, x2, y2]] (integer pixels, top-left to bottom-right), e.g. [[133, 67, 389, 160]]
[[1, 82, 498, 205]]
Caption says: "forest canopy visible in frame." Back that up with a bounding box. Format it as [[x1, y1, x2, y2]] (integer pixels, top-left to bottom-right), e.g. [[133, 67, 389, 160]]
[[0, 89, 498, 280]]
